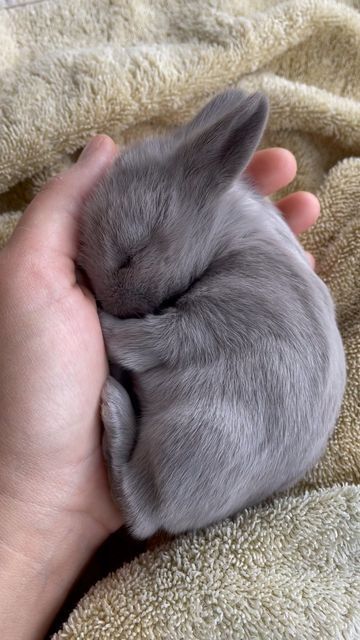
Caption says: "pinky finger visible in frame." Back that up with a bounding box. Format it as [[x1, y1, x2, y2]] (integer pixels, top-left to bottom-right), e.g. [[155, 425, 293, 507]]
[[304, 251, 316, 270]]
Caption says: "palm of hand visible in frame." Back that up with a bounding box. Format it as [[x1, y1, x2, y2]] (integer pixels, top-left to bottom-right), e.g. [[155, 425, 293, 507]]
[[0, 255, 122, 541], [0, 139, 122, 548]]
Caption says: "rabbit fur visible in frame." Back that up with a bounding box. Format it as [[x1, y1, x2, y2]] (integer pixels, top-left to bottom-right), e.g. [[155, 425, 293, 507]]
[[78, 89, 346, 539]]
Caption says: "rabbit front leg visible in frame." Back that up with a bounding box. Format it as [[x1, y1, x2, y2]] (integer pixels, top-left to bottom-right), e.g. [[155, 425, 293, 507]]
[[100, 305, 219, 371], [99, 311, 163, 373]]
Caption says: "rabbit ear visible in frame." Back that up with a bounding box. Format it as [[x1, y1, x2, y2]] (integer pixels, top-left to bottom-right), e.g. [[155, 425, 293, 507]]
[[174, 91, 269, 194], [183, 89, 252, 134]]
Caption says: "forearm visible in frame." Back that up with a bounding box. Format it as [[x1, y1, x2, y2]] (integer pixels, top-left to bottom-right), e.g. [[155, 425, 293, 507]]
[[0, 498, 101, 640]]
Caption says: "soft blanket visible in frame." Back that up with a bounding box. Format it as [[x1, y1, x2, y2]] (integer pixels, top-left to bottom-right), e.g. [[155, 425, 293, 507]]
[[0, 0, 359, 638]]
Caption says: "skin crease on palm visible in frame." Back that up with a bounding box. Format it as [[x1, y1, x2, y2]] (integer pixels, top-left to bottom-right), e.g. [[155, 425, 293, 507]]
[[0, 135, 320, 640]]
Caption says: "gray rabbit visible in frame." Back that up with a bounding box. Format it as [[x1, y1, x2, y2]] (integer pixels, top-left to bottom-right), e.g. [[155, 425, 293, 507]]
[[79, 90, 346, 539]]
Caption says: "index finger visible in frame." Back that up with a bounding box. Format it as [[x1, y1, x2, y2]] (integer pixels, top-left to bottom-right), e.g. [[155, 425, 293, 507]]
[[245, 148, 297, 196]]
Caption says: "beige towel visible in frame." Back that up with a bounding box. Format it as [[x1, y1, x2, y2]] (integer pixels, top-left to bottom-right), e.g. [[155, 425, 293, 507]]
[[0, 0, 359, 637]]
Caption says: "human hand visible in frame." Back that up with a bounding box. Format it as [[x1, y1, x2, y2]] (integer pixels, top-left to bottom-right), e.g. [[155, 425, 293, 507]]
[[0, 135, 121, 640], [0, 138, 319, 640], [246, 147, 319, 268]]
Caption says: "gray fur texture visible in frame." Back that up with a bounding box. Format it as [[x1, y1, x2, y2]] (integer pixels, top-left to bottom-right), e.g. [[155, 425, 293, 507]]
[[78, 89, 346, 539]]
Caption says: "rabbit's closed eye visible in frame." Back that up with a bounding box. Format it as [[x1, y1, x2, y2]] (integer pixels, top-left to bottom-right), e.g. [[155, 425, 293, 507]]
[[118, 256, 132, 270]]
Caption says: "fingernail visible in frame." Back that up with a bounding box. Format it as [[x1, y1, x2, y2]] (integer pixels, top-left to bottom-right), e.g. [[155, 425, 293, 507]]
[[78, 136, 106, 163]]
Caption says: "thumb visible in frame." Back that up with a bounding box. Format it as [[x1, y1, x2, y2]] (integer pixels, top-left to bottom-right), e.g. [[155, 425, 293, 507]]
[[8, 135, 118, 260]]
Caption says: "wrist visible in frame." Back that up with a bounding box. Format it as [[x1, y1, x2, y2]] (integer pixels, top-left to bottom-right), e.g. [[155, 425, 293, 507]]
[[0, 495, 103, 640]]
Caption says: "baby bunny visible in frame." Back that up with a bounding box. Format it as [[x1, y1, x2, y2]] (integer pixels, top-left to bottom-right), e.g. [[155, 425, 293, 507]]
[[79, 89, 346, 539]]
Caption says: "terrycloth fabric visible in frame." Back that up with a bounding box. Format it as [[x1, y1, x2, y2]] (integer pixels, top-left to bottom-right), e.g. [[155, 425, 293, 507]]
[[54, 487, 360, 639], [0, 0, 359, 637]]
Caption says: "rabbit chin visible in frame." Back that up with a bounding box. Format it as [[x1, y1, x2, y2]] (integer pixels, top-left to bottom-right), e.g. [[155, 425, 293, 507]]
[[100, 290, 157, 319]]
